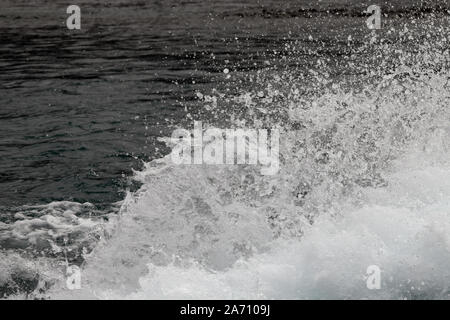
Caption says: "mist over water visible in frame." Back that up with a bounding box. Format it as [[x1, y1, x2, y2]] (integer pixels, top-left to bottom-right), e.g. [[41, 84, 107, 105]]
[[0, 0, 449, 299]]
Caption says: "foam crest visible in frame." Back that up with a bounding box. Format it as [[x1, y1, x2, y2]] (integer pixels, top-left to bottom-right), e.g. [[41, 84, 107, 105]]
[[45, 17, 450, 299], [100, 139, 450, 300]]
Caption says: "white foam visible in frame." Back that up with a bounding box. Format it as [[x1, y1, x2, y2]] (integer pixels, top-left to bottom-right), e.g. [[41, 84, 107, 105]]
[[0, 201, 106, 253], [44, 27, 450, 299], [99, 150, 450, 300]]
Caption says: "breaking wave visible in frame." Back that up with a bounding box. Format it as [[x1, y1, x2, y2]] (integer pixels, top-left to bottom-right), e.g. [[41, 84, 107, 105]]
[[3, 14, 450, 299]]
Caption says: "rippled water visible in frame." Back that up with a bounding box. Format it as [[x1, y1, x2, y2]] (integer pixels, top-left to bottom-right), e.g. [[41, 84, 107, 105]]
[[0, 0, 449, 299]]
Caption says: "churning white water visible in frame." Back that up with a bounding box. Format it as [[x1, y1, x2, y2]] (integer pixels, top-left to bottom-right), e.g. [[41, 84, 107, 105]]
[[49, 40, 450, 299], [83, 125, 449, 300], [7, 15, 449, 300]]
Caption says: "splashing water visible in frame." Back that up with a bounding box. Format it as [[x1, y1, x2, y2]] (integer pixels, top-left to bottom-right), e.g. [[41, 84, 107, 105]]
[[6, 13, 450, 299]]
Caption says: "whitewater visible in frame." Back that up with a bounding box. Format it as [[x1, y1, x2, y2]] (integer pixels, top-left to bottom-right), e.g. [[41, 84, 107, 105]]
[[49, 117, 450, 300], [1, 12, 449, 300]]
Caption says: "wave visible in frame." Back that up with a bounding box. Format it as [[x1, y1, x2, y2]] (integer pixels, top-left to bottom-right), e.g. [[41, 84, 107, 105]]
[[45, 22, 450, 299], [0, 201, 116, 298], [4, 14, 450, 300], [103, 156, 450, 299], [49, 121, 450, 300]]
